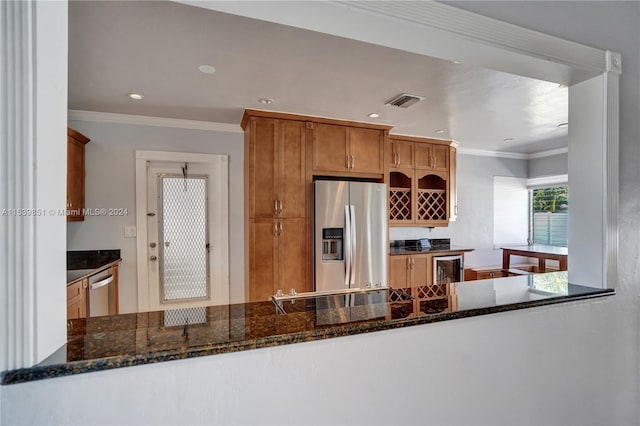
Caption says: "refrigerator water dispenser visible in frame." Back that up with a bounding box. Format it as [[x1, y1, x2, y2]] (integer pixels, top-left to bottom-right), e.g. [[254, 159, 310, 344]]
[[322, 228, 343, 261]]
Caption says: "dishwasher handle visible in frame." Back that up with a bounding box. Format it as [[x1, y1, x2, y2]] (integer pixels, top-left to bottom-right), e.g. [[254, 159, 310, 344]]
[[90, 274, 113, 290]]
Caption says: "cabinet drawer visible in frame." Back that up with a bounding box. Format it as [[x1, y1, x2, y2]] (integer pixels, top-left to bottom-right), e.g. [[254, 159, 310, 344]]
[[475, 270, 505, 280], [67, 280, 84, 300]]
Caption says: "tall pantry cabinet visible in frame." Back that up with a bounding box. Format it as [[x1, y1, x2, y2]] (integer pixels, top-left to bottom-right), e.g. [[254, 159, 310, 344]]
[[243, 112, 311, 302]]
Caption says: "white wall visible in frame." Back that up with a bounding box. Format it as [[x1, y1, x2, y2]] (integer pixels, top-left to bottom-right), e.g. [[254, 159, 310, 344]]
[[66, 120, 245, 311], [568, 76, 605, 288], [2, 2, 639, 425], [1, 298, 633, 426], [529, 152, 568, 178], [34, 0, 69, 366]]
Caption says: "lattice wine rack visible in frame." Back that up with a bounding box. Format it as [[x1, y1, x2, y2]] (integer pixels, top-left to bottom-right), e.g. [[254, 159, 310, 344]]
[[417, 189, 446, 221], [389, 188, 412, 221]]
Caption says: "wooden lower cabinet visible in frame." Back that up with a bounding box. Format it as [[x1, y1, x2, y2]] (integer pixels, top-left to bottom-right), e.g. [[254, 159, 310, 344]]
[[467, 264, 536, 281], [67, 278, 88, 319], [389, 254, 431, 288], [249, 218, 308, 302]]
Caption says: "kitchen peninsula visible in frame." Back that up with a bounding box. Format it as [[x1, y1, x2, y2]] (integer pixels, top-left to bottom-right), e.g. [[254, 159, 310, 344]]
[[1, 272, 612, 385]]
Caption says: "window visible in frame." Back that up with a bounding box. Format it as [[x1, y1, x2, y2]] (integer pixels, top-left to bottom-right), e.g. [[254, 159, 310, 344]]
[[529, 185, 569, 247], [493, 175, 569, 249]]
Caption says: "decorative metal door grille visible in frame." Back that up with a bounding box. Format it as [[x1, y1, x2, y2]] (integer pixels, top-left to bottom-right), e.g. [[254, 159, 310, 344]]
[[389, 188, 412, 221], [158, 175, 210, 303], [163, 306, 207, 327], [417, 190, 446, 221]]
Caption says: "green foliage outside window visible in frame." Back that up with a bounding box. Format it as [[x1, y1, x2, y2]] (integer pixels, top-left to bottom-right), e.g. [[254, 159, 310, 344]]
[[532, 186, 568, 213]]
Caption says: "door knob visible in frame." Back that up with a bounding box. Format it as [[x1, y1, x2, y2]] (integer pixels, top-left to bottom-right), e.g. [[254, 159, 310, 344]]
[[150, 255, 158, 261]]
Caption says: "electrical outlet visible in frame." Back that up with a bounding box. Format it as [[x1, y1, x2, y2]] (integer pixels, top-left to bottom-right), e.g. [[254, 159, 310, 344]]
[[124, 226, 137, 238]]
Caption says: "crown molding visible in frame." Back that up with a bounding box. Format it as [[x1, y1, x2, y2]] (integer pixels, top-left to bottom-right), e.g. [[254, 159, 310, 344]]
[[457, 147, 528, 160], [67, 110, 243, 133], [527, 147, 569, 159], [458, 146, 568, 160]]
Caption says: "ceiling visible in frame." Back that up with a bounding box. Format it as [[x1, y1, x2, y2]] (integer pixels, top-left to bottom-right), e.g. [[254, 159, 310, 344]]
[[68, 1, 569, 154]]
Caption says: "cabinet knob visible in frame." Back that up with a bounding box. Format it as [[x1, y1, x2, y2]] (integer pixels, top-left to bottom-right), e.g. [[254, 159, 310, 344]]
[[149, 255, 158, 261]]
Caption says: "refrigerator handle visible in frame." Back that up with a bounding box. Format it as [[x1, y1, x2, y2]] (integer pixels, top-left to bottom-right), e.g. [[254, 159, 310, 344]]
[[344, 205, 351, 288], [350, 205, 356, 287]]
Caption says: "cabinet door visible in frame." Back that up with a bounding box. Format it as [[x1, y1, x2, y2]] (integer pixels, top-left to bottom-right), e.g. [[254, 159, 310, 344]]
[[67, 279, 87, 319], [248, 118, 278, 219], [414, 143, 449, 171], [389, 255, 410, 288], [393, 139, 414, 169], [67, 137, 85, 221], [448, 146, 457, 221], [249, 219, 278, 302], [413, 142, 432, 169], [415, 170, 448, 225], [312, 123, 349, 174], [431, 144, 450, 172], [278, 218, 308, 295], [278, 120, 306, 218], [410, 255, 430, 287], [349, 127, 384, 174]]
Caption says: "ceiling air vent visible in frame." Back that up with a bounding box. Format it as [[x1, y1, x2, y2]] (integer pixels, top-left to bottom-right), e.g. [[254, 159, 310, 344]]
[[385, 93, 425, 109]]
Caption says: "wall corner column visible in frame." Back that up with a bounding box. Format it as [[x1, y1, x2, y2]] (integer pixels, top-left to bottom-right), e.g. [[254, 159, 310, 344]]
[[1, 0, 68, 371]]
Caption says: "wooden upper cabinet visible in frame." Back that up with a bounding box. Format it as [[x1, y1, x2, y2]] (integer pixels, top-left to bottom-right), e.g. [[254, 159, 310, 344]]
[[449, 146, 458, 222], [247, 117, 306, 219], [248, 118, 278, 219], [312, 122, 387, 177], [390, 138, 414, 170], [348, 127, 384, 174], [415, 141, 449, 171], [312, 123, 350, 174], [67, 128, 90, 222], [278, 120, 306, 218], [388, 135, 455, 227]]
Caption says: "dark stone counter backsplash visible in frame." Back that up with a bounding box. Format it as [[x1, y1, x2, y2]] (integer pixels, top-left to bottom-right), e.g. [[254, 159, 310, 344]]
[[67, 250, 121, 270]]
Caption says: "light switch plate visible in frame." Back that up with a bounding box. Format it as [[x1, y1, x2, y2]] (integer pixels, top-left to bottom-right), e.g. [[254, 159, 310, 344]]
[[124, 226, 137, 238]]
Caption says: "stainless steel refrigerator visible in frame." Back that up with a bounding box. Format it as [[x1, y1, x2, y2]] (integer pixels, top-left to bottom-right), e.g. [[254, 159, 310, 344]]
[[314, 181, 388, 292]]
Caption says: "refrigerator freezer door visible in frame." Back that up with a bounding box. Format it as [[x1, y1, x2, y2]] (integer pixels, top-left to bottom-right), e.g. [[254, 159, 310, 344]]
[[349, 182, 388, 288], [315, 181, 350, 292]]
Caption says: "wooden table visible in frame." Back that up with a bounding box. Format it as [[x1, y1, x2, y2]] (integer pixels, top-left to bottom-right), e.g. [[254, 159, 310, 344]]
[[501, 245, 568, 273]]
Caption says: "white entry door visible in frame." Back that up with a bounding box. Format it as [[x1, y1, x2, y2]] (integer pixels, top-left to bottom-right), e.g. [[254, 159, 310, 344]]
[[136, 152, 229, 312]]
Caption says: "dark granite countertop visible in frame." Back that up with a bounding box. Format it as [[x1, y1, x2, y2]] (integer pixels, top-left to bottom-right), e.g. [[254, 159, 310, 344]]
[[66, 249, 122, 285], [66, 259, 121, 285], [390, 245, 475, 255], [1, 272, 613, 385]]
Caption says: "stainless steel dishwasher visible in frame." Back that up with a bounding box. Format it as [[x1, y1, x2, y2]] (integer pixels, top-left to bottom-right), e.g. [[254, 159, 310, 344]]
[[88, 267, 115, 316]]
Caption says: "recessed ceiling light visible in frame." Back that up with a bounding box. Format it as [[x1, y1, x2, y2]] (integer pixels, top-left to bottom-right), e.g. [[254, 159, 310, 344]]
[[368, 113, 380, 118], [503, 137, 514, 142], [198, 64, 216, 74], [558, 84, 568, 88], [557, 122, 569, 127], [259, 98, 275, 105], [434, 129, 446, 134], [127, 93, 144, 100], [451, 60, 462, 64]]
